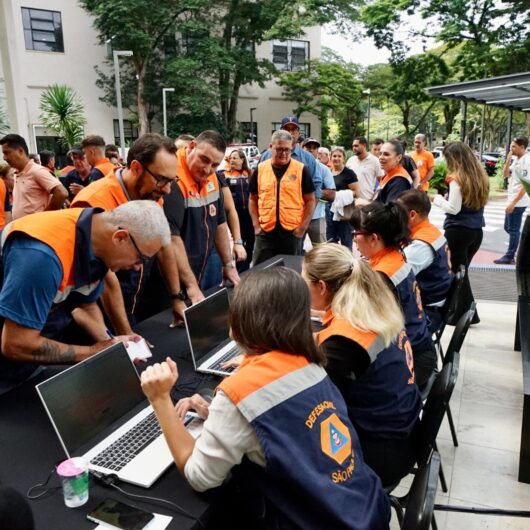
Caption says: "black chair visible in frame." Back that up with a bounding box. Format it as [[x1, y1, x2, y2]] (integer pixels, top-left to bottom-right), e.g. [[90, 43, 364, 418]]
[[439, 302, 476, 448], [402, 450, 441, 530], [432, 264, 466, 362], [389, 359, 459, 526]]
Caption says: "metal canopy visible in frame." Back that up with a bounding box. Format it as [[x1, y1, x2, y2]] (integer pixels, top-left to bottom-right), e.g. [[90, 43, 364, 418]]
[[427, 72, 530, 112]]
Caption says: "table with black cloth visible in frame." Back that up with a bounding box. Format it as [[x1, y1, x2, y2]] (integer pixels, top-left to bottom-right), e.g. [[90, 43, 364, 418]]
[[0, 255, 301, 530]]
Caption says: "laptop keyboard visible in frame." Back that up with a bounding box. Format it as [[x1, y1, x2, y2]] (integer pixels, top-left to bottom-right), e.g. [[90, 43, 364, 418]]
[[209, 345, 240, 373], [91, 412, 161, 471]]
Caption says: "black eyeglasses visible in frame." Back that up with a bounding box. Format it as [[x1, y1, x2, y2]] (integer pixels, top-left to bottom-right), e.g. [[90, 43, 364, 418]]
[[139, 162, 176, 188], [119, 227, 151, 264]]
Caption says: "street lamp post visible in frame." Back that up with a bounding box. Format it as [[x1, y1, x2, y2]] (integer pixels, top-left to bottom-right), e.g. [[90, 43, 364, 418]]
[[250, 107, 257, 145], [162, 88, 175, 137], [113, 50, 133, 161], [363, 89, 371, 145]]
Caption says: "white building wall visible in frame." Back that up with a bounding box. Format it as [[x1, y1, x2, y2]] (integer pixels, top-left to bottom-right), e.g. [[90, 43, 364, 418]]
[[0, 1, 321, 155]]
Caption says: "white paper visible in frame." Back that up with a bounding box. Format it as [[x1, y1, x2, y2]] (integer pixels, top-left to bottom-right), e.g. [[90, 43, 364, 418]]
[[126, 338, 152, 361], [94, 511, 172, 530]]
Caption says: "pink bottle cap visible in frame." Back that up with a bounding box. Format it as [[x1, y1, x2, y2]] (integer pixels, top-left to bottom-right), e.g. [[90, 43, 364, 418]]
[[57, 458, 87, 477]]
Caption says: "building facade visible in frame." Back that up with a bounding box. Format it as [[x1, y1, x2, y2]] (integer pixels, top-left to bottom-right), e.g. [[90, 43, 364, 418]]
[[0, 1, 321, 155]]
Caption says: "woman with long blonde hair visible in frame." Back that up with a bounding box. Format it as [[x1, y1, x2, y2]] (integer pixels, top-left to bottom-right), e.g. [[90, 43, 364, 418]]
[[432, 141, 489, 323], [303, 244, 421, 487]]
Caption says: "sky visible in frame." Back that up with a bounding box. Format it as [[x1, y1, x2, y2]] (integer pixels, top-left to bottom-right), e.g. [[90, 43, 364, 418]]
[[321, 14, 436, 66]]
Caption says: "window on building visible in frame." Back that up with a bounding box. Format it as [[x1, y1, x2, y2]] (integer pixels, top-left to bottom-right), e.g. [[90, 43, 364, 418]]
[[272, 40, 309, 71], [180, 30, 209, 57], [272, 122, 311, 140], [239, 122, 258, 144], [21, 8, 64, 53], [113, 120, 139, 147]]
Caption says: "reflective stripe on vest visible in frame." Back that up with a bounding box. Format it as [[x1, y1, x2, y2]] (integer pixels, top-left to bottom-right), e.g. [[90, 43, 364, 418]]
[[1, 209, 99, 303], [257, 159, 304, 232]]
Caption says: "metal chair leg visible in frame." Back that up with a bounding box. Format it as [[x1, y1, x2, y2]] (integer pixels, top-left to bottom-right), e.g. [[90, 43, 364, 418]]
[[389, 495, 405, 527], [431, 513, 438, 530], [447, 404, 459, 447]]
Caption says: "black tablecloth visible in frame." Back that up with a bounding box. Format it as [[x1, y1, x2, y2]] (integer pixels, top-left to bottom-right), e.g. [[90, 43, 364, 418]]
[[0, 255, 302, 529]]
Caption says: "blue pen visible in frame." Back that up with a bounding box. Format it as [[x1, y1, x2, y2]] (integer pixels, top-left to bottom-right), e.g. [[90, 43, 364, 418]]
[[105, 329, 114, 340]]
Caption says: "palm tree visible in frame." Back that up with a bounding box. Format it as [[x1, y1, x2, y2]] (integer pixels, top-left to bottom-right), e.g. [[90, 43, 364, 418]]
[[39, 84, 86, 148]]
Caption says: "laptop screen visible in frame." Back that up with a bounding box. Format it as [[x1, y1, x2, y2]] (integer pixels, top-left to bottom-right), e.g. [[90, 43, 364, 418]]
[[184, 288, 231, 365], [36, 343, 145, 457]]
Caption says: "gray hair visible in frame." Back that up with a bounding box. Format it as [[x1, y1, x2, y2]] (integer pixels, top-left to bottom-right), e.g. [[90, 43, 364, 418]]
[[330, 146, 346, 158], [318, 147, 330, 156], [105, 200, 171, 246], [415, 134, 426, 142], [271, 130, 292, 144]]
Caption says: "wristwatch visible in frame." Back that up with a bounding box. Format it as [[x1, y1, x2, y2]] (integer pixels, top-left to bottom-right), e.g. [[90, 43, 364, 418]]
[[170, 290, 186, 301], [223, 260, 236, 268], [233, 239, 243, 245]]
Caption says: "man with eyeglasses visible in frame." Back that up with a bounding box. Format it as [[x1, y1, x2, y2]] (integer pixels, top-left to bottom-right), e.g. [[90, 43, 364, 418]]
[[72, 134, 185, 332], [249, 130, 316, 265], [0, 201, 170, 395]]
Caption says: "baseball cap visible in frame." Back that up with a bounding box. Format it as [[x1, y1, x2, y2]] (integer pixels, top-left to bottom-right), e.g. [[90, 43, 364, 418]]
[[280, 116, 300, 129], [302, 138, 320, 148], [67, 145, 84, 157]]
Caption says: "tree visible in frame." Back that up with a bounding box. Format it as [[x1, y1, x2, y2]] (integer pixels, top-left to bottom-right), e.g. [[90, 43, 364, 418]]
[[82, 0, 362, 140], [80, 0, 206, 135], [278, 50, 364, 145], [39, 84, 86, 148]]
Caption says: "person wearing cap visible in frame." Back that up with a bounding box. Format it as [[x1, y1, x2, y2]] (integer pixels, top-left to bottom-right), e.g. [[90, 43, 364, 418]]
[[249, 130, 316, 265], [302, 138, 336, 245], [60, 146, 100, 201], [80, 135, 116, 181]]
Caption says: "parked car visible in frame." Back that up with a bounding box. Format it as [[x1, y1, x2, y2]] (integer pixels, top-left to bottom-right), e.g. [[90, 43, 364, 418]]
[[480, 151, 504, 176], [219, 143, 261, 171]]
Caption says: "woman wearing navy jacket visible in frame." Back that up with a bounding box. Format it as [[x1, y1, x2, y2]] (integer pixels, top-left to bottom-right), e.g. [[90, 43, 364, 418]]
[[141, 267, 390, 529], [431, 141, 489, 324], [304, 244, 421, 487]]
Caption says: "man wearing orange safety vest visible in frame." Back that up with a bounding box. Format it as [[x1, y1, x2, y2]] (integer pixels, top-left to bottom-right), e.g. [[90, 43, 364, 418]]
[[249, 130, 316, 265], [81, 135, 117, 182], [0, 201, 169, 395], [409, 134, 435, 192], [72, 134, 185, 331]]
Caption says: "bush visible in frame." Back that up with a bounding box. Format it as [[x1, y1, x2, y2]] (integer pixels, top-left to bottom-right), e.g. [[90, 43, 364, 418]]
[[493, 156, 506, 190], [429, 161, 448, 193]]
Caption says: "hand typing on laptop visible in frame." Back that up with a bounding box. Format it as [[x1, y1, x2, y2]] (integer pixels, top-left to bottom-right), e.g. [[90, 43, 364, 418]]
[[174, 394, 210, 420], [220, 354, 243, 370]]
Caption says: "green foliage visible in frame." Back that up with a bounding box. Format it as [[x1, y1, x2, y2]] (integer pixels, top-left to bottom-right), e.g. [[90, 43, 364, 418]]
[[39, 84, 86, 148], [81, 0, 361, 140], [493, 155, 506, 190], [430, 160, 448, 192], [278, 54, 364, 145]]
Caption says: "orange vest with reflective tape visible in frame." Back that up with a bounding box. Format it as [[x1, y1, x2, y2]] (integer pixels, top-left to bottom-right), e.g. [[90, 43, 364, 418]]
[[71, 172, 127, 210], [3, 209, 84, 294], [317, 311, 378, 351], [257, 159, 304, 232], [95, 158, 117, 179]]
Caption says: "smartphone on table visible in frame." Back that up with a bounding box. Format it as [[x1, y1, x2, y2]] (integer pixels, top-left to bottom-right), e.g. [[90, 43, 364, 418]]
[[86, 498, 154, 530]]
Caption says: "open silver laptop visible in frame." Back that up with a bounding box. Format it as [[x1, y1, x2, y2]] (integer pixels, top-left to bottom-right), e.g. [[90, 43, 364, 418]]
[[184, 288, 241, 377], [36, 343, 195, 488]]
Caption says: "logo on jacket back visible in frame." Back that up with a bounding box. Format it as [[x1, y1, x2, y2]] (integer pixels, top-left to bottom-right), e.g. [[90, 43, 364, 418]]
[[320, 413, 351, 465]]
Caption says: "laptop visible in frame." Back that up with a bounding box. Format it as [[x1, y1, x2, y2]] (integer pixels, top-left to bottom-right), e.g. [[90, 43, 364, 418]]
[[263, 257, 284, 268], [184, 288, 241, 377], [36, 343, 196, 488]]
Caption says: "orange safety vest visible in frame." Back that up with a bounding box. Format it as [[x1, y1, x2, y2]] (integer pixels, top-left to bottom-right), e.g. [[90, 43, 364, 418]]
[[94, 158, 116, 179], [71, 172, 127, 210], [257, 159, 304, 232], [317, 309, 379, 351], [0, 179, 7, 230], [378, 165, 412, 191], [2, 209, 84, 298]]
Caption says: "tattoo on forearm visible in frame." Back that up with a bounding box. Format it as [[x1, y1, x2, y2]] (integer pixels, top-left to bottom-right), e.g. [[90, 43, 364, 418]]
[[32, 341, 76, 364]]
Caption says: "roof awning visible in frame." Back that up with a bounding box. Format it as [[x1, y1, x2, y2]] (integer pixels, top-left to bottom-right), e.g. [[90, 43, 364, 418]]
[[427, 72, 530, 112]]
